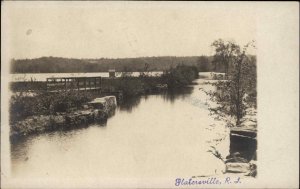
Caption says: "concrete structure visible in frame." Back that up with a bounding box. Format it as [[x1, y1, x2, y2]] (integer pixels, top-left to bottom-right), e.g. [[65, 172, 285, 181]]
[[88, 96, 117, 113]]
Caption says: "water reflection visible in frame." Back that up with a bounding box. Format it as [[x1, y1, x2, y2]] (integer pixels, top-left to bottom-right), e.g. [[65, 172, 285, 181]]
[[11, 119, 109, 162], [10, 78, 230, 178], [118, 96, 142, 113], [161, 87, 194, 103], [11, 136, 32, 161], [118, 87, 194, 112]]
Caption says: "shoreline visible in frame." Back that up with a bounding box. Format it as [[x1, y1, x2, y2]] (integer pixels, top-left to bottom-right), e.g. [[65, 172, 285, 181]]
[[10, 96, 117, 140]]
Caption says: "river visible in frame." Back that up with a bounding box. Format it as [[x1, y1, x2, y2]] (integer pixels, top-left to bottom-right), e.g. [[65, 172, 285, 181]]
[[11, 73, 230, 179]]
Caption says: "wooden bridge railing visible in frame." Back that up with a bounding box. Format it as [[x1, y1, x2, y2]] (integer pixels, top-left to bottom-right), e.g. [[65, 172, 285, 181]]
[[46, 77, 102, 92]]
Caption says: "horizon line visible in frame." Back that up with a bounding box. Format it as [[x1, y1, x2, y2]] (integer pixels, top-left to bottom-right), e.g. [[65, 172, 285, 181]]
[[12, 54, 256, 60]]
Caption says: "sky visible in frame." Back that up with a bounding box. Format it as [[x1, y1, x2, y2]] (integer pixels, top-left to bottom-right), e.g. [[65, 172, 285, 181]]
[[3, 2, 256, 59]]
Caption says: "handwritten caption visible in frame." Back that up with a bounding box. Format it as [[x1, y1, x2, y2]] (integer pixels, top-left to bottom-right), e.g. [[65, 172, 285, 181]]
[[175, 177, 241, 186]]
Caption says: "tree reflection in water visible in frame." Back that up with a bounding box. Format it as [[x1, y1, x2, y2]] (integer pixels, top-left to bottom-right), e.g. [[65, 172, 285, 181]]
[[118, 96, 142, 113], [161, 87, 194, 103], [118, 87, 194, 112]]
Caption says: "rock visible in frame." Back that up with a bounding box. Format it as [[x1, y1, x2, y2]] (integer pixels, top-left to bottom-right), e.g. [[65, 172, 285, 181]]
[[226, 163, 251, 173], [225, 157, 248, 163], [10, 97, 116, 138], [52, 115, 65, 125], [88, 96, 117, 114], [246, 161, 257, 177], [82, 104, 89, 109], [225, 152, 249, 163]]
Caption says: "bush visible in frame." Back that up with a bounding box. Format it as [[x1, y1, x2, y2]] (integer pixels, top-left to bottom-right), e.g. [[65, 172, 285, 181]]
[[10, 91, 94, 123], [114, 77, 144, 97], [162, 65, 199, 88]]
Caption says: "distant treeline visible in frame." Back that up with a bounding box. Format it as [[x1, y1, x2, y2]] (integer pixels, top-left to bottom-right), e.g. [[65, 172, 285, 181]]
[[11, 56, 215, 73]]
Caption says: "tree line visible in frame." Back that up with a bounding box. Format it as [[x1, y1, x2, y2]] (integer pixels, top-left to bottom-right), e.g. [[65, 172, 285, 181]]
[[11, 56, 214, 73]]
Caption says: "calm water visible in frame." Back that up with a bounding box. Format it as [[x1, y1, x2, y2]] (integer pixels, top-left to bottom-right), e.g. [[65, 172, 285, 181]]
[[11, 73, 230, 179]]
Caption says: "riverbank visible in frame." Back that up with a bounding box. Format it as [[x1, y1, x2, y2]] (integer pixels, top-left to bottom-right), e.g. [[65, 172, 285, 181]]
[[11, 71, 258, 177], [10, 66, 199, 139], [10, 96, 117, 139], [197, 73, 257, 177], [10, 72, 257, 179], [225, 108, 257, 177]]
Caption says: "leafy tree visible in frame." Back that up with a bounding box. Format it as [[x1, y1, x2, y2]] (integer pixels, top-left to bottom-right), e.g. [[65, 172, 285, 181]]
[[140, 63, 150, 77], [162, 65, 199, 88], [207, 40, 256, 127], [198, 56, 210, 72], [121, 66, 133, 77], [11, 56, 214, 73], [211, 39, 240, 78]]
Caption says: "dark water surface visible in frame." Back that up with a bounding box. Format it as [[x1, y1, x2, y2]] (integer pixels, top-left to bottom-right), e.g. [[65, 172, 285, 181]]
[[11, 76, 230, 178]]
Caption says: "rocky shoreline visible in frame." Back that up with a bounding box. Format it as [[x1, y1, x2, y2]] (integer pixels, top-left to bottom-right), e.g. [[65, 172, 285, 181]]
[[224, 125, 257, 177], [10, 96, 117, 139]]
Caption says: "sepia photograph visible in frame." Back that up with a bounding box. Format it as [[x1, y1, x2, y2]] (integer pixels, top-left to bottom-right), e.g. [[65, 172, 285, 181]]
[[1, 1, 299, 188]]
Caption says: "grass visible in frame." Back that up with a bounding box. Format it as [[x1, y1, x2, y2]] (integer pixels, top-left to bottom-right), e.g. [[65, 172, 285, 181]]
[[10, 90, 97, 123]]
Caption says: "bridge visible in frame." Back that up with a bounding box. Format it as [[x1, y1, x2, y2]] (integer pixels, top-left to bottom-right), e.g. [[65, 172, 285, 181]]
[[46, 77, 102, 92]]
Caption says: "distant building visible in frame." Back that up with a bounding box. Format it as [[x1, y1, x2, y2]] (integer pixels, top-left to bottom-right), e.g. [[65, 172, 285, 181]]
[[109, 69, 116, 78]]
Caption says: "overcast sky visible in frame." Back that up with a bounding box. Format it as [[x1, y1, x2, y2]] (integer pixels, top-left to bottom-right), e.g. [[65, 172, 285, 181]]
[[3, 2, 256, 59]]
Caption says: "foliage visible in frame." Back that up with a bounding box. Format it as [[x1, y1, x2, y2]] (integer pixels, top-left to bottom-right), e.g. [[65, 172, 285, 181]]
[[10, 64, 202, 122], [211, 39, 241, 77], [207, 146, 225, 163], [115, 72, 163, 97], [10, 81, 46, 92], [11, 56, 215, 73], [139, 63, 150, 77], [243, 56, 257, 108], [197, 56, 211, 72], [114, 77, 145, 97], [112, 64, 199, 97], [162, 65, 199, 88], [207, 40, 256, 127], [10, 91, 94, 123]]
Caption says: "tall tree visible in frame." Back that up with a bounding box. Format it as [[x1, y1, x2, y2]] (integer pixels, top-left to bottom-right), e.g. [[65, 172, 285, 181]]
[[211, 39, 240, 78], [198, 56, 210, 72], [207, 40, 256, 127]]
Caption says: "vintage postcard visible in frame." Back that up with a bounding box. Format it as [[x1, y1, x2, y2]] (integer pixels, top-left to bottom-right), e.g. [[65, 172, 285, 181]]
[[1, 1, 299, 188]]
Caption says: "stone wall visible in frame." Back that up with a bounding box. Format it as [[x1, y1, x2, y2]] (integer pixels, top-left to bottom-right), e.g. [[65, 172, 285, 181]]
[[10, 96, 117, 139], [225, 129, 257, 177]]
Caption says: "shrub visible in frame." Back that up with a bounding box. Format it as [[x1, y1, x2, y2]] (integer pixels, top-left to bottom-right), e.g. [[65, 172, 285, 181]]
[[162, 65, 199, 88], [10, 91, 94, 123], [114, 77, 144, 97]]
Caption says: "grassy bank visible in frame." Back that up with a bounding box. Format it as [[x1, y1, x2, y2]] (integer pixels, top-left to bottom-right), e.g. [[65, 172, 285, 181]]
[[10, 90, 98, 124]]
